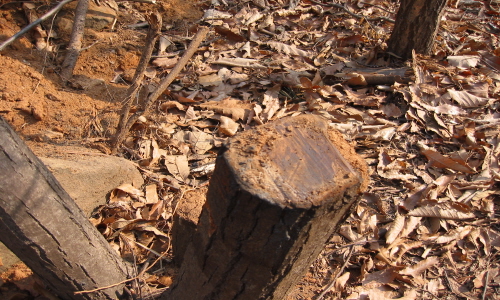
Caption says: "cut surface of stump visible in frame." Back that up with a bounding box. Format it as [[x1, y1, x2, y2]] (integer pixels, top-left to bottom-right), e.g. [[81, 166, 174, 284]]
[[167, 114, 368, 300]]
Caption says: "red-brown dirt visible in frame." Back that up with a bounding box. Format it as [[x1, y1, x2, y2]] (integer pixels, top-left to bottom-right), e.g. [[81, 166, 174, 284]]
[[0, 0, 202, 148], [0, 0, 204, 298]]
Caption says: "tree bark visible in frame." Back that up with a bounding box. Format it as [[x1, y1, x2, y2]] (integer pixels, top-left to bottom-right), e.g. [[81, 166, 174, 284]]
[[387, 0, 447, 60], [60, 0, 89, 82], [0, 117, 130, 300], [165, 115, 367, 300]]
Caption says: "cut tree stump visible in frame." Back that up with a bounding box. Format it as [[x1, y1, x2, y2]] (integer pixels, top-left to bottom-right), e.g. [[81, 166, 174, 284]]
[[0, 117, 131, 300], [166, 114, 368, 300]]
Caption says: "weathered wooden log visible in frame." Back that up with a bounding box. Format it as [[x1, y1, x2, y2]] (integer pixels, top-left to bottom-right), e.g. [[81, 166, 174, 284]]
[[0, 117, 131, 300], [166, 114, 368, 300]]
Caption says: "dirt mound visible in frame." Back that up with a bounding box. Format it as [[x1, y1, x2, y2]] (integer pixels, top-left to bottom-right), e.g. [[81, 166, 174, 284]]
[[0, 0, 202, 142]]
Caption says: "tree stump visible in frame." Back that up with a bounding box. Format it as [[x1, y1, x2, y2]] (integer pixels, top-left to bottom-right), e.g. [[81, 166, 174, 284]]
[[166, 115, 368, 300], [0, 117, 130, 300]]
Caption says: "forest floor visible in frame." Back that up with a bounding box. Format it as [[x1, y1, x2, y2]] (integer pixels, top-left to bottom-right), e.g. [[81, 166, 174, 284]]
[[1, 0, 500, 299]]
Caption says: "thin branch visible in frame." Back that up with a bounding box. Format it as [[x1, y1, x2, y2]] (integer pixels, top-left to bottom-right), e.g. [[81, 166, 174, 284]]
[[0, 0, 75, 51], [80, 38, 101, 51], [359, 1, 396, 14], [112, 26, 210, 153], [330, 239, 381, 251], [310, 0, 395, 23], [144, 26, 210, 109], [128, 236, 163, 258], [74, 276, 140, 295], [482, 270, 490, 300], [316, 245, 355, 300], [111, 12, 163, 154], [60, 0, 89, 82]]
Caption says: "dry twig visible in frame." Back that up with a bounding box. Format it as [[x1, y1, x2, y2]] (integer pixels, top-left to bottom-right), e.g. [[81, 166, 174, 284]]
[[112, 25, 210, 153], [111, 12, 163, 154], [482, 270, 490, 300], [316, 245, 355, 300], [0, 0, 75, 51], [60, 0, 89, 82], [74, 276, 140, 295], [310, 0, 395, 23]]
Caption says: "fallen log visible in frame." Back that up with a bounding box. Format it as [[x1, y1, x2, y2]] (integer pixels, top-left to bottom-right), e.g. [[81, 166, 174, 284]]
[[0, 117, 131, 299], [166, 114, 368, 300]]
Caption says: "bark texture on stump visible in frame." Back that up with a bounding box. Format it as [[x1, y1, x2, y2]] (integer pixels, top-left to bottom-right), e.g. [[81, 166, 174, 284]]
[[166, 115, 368, 300], [0, 117, 130, 300], [387, 0, 447, 60]]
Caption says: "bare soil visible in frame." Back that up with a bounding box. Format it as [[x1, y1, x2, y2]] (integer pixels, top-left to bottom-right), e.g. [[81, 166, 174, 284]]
[[0, 0, 205, 298], [0, 0, 202, 151]]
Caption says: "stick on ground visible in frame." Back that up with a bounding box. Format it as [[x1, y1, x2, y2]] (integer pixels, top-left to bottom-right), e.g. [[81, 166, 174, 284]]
[[60, 0, 90, 82], [0, 0, 75, 52], [316, 245, 355, 300], [111, 26, 210, 153], [111, 12, 162, 154]]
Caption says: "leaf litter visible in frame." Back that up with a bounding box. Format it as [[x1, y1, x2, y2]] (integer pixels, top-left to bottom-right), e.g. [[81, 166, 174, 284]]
[[93, 0, 500, 299], [2, 0, 500, 299]]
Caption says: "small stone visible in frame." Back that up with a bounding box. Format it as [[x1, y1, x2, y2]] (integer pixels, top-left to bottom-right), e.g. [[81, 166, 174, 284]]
[[31, 101, 46, 121]]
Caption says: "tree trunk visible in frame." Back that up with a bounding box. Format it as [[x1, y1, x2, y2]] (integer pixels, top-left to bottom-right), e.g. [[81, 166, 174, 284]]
[[165, 115, 368, 300], [387, 0, 447, 60], [0, 117, 130, 300], [60, 0, 89, 82]]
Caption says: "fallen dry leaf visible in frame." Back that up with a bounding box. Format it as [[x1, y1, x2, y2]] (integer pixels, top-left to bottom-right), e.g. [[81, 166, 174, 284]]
[[408, 203, 475, 219], [109, 184, 143, 203], [420, 149, 475, 174], [219, 115, 239, 136], [163, 155, 190, 182]]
